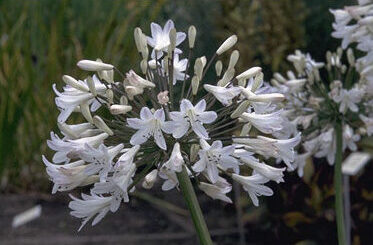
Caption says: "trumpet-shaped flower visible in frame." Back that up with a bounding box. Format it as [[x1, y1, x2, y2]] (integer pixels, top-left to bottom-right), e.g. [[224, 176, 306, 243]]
[[127, 107, 168, 150], [163, 99, 217, 139], [203, 84, 241, 106]]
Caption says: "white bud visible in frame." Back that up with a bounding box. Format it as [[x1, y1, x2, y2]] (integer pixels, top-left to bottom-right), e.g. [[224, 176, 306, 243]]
[[106, 89, 114, 104], [120, 96, 128, 105], [93, 115, 113, 136], [188, 25, 197, 49], [148, 60, 157, 69], [192, 75, 200, 95], [57, 122, 79, 139], [231, 100, 250, 118], [240, 123, 252, 136], [252, 72, 264, 92], [140, 33, 149, 59], [236, 66, 261, 80], [110, 104, 132, 115], [241, 88, 285, 102], [80, 103, 93, 123], [98, 69, 114, 83], [62, 75, 89, 92], [134, 27, 144, 53], [190, 144, 200, 162], [77, 60, 113, 71], [359, 16, 373, 25], [217, 68, 235, 87], [216, 35, 237, 55], [238, 78, 246, 87], [140, 59, 148, 75], [86, 76, 97, 96], [157, 91, 169, 105], [125, 86, 142, 100], [194, 58, 204, 80], [169, 28, 177, 52], [215, 60, 223, 77], [228, 50, 239, 70], [142, 169, 158, 189], [347, 48, 355, 67], [273, 73, 287, 83]]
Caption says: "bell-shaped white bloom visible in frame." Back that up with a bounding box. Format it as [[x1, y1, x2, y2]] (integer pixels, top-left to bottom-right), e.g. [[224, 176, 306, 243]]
[[239, 110, 284, 134], [233, 133, 301, 168], [199, 177, 232, 203], [332, 87, 364, 113], [142, 169, 158, 189], [42, 157, 97, 193], [92, 162, 136, 211], [127, 107, 168, 150], [237, 155, 285, 183], [163, 99, 217, 139], [343, 124, 361, 151], [69, 193, 113, 231], [147, 20, 186, 57], [79, 143, 124, 182], [203, 84, 241, 106], [159, 143, 185, 191], [47, 132, 108, 163], [359, 114, 373, 136], [192, 140, 239, 183], [232, 173, 273, 207], [58, 122, 95, 140]]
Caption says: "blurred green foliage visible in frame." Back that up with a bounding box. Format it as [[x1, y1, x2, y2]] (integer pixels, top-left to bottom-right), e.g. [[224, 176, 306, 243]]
[[0, 0, 166, 191]]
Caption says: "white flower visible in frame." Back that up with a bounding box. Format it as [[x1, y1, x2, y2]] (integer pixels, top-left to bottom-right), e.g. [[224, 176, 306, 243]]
[[147, 20, 186, 57], [203, 84, 241, 106], [234, 133, 301, 168], [332, 87, 364, 113], [199, 177, 232, 203], [232, 173, 273, 207], [142, 169, 158, 189], [289, 152, 311, 177], [239, 109, 284, 134], [79, 143, 124, 182], [127, 107, 168, 150], [58, 122, 95, 140], [69, 193, 112, 231], [192, 140, 239, 183], [237, 155, 285, 183], [359, 114, 373, 136], [77, 60, 113, 71], [168, 54, 188, 85], [47, 132, 109, 163], [158, 143, 185, 191], [42, 157, 97, 194], [163, 99, 217, 139], [116, 145, 140, 167], [343, 124, 361, 151]]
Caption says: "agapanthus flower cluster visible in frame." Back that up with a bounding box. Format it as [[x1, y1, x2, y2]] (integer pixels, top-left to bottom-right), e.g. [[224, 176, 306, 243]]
[[43, 20, 300, 230], [271, 39, 372, 176]]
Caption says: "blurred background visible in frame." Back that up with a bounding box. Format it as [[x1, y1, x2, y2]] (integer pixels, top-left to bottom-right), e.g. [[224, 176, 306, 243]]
[[0, 0, 371, 244]]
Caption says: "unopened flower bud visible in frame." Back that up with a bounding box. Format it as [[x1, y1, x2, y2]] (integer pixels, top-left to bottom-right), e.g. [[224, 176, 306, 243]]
[[188, 25, 196, 49], [87, 76, 97, 96], [192, 75, 199, 95], [347, 48, 355, 67], [236, 66, 261, 80], [120, 96, 128, 105], [77, 60, 113, 71], [190, 144, 200, 162], [93, 115, 113, 136], [216, 35, 237, 55], [228, 50, 239, 70], [142, 169, 158, 189], [148, 60, 156, 69], [110, 104, 132, 115], [217, 68, 235, 87], [215, 60, 223, 77], [169, 28, 177, 52], [140, 59, 148, 74], [240, 123, 252, 136], [62, 75, 89, 92], [194, 58, 204, 80], [273, 73, 287, 83], [98, 69, 114, 83], [80, 102, 93, 123], [57, 122, 79, 139], [134, 27, 144, 53], [157, 91, 169, 105], [231, 100, 250, 118], [125, 86, 142, 100], [106, 89, 114, 104], [252, 72, 264, 92]]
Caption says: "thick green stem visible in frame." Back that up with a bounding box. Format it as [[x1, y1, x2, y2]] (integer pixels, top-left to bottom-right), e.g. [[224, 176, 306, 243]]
[[334, 121, 346, 245], [176, 166, 213, 245]]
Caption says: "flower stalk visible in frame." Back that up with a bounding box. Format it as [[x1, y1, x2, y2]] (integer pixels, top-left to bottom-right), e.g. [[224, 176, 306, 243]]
[[334, 120, 346, 245], [177, 166, 213, 245]]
